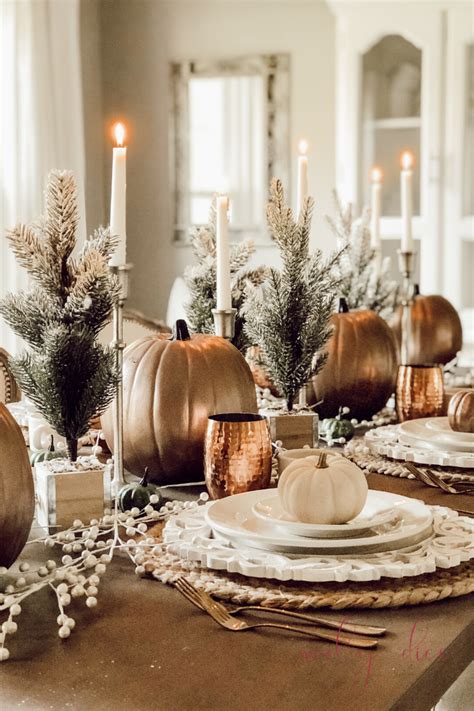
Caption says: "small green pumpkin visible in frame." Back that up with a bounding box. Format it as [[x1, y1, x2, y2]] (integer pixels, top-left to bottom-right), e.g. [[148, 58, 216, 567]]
[[118, 468, 160, 512], [325, 418, 355, 442], [30, 435, 64, 466]]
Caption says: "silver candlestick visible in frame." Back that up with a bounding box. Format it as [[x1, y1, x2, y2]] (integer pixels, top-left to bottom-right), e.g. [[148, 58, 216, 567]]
[[212, 308, 237, 340], [397, 250, 416, 365], [110, 263, 132, 496]]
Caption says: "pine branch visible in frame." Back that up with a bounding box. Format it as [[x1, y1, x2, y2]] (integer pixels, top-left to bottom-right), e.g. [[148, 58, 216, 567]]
[[0, 170, 119, 459], [326, 190, 400, 318], [244, 181, 340, 410]]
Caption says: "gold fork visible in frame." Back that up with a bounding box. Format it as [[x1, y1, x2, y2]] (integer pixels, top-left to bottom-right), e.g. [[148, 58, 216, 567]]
[[405, 462, 474, 495], [176, 576, 385, 636], [174, 578, 379, 649]]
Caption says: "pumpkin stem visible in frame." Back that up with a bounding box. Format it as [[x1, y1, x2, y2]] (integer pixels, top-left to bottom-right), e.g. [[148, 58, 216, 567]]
[[173, 319, 191, 341], [315, 451, 328, 468], [48, 434, 55, 453], [140, 466, 149, 487], [413, 283, 420, 297], [338, 297, 349, 314]]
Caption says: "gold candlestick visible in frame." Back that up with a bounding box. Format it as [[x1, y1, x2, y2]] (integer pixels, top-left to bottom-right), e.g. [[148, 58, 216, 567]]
[[212, 307, 237, 340], [110, 263, 132, 496], [397, 250, 416, 365]]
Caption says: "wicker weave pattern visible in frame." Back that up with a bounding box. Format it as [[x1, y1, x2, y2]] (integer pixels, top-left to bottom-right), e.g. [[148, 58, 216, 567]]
[[147, 524, 474, 610]]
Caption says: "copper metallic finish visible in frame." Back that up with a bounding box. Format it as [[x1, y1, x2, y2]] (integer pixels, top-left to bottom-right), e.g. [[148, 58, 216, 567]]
[[448, 389, 474, 433], [101, 323, 258, 485], [0, 403, 35, 568], [205, 413, 272, 499], [396, 365, 444, 422], [308, 309, 398, 420], [390, 294, 463, 365]]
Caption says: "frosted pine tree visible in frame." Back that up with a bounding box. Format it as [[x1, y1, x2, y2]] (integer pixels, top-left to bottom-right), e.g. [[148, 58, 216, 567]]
[[0, 170, 120, 460], [327, 191, 399, 319], [244, 179, 344, 412], [184, 198, 267, 352]]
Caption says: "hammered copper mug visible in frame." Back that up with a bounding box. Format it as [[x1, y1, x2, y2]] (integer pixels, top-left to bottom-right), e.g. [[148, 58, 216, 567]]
[[204, 413, 272, 499], [396, 365, 444, 422]]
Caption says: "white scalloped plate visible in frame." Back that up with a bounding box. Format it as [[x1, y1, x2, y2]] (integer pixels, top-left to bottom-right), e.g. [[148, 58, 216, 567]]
[[162, 504, 474, 583], [252, 491, 397, 538], [365, 425, 474, 468], [399, 418, 474, 453], [204, 490, 433, 555]]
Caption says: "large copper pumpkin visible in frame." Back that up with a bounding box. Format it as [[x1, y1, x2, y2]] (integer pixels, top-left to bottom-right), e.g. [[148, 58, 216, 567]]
[[448, 389, 474, 433], [307, 301, 398, 420], [390, 290, 462, 364], [101, 320, 258, 485], [0, 403, 35, 568]]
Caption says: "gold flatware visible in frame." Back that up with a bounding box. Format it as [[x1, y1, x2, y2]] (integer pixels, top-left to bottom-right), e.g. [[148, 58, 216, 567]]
[[176, 576, 385, 636], [405, 462, 474, 495], [174, 578, 379, 649]]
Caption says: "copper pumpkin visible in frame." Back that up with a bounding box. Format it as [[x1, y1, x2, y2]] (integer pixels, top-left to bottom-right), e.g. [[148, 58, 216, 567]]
[[101, 320, 258, 485], [447, 389, 474, 433], [0, 403, 35, 568], [245, 345, 281, 397], [307, 300, 398, 420], [390, 290, 463, 365]]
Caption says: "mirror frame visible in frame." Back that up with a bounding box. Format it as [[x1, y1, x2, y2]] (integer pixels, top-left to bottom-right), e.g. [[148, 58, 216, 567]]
[[170, 53, 290, 244]]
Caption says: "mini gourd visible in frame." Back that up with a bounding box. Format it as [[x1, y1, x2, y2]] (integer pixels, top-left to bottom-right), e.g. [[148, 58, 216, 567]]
[[323, 410, 355, 442], [118, 468, 160, 512], [278, 451, 368, 525], [448, 390, 474, 433], [30, 435, 64, 466]]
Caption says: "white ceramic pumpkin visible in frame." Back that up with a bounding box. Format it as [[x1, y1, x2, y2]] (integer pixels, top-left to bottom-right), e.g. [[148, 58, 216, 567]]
[[277, 451, 368, 525]]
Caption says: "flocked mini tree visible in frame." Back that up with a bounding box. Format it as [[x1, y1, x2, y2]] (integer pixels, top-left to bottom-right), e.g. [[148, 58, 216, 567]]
[[326, 191, 399, 319], [0, 170, 120, 461], [244, 179, 344, 412], [184, 198, 267, 352]]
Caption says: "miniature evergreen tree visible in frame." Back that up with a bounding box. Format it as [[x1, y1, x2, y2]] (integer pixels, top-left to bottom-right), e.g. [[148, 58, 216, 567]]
[[0, 170, 120, 461], [184, 198, 267, 352], [244, 179, 343, 411], [327, 191, 399, 319]]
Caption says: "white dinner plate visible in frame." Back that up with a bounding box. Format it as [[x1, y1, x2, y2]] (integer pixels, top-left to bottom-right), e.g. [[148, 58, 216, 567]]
[[398, 418, 474, 453], [205, 490, 433, 555], [252, 490, 398, 538]]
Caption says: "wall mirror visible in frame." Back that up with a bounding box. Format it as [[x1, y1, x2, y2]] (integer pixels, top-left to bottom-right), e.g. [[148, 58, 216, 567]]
[[170, 53, 290, 244]]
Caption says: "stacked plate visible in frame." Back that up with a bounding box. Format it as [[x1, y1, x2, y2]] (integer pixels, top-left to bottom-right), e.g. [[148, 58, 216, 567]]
[[366, 417, 474, 469], [204, 489, 433, 556]]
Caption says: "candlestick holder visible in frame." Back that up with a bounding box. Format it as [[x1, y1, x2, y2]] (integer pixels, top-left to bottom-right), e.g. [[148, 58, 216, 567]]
[[110, 263, 132, 496], [212, 308, 237, 340], [397, 250, 416, 365]]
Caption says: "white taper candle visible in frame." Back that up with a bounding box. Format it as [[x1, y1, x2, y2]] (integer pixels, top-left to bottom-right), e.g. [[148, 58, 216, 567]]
[[400, 151, 414, 253], [216, 196, 231, 310], [370, 167, 382, 250], [296, 140, 309, 217], [109, 123, 127, 267]]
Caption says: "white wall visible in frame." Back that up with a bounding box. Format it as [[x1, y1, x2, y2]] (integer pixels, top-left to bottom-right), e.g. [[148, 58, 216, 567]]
[[97, 0, 336, 319]]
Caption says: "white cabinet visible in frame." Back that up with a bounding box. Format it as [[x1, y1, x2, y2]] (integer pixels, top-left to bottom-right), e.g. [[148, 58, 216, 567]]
[[329, 1, 473, 341]]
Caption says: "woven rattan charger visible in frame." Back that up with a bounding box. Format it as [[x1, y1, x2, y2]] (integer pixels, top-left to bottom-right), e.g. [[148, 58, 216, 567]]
[[147, 522, 474, 610]]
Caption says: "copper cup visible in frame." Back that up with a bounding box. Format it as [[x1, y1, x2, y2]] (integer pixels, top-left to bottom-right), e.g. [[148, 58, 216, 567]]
[[204, 413, 272, 499], [396, 364, 444, 422]]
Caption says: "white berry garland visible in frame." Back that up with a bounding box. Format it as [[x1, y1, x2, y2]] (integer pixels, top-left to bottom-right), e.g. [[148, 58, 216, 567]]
[[0, 492, 210, 661]]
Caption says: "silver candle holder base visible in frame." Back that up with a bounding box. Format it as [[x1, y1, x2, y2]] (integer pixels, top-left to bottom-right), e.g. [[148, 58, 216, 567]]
[[212, 308, 237, 340], [397, 250, 416, 366], [110, 263, 133, 497]]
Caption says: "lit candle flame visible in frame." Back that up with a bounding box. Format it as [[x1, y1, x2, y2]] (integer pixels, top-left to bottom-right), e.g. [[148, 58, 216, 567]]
[[298, 139, 308, 156], [114, 122, 126, 147], [371, 166, 383, 183], [401, 151, 413, 171]]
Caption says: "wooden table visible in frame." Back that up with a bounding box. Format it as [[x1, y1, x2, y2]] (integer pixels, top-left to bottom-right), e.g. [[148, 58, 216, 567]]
[[0, 476, 472, 711]]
